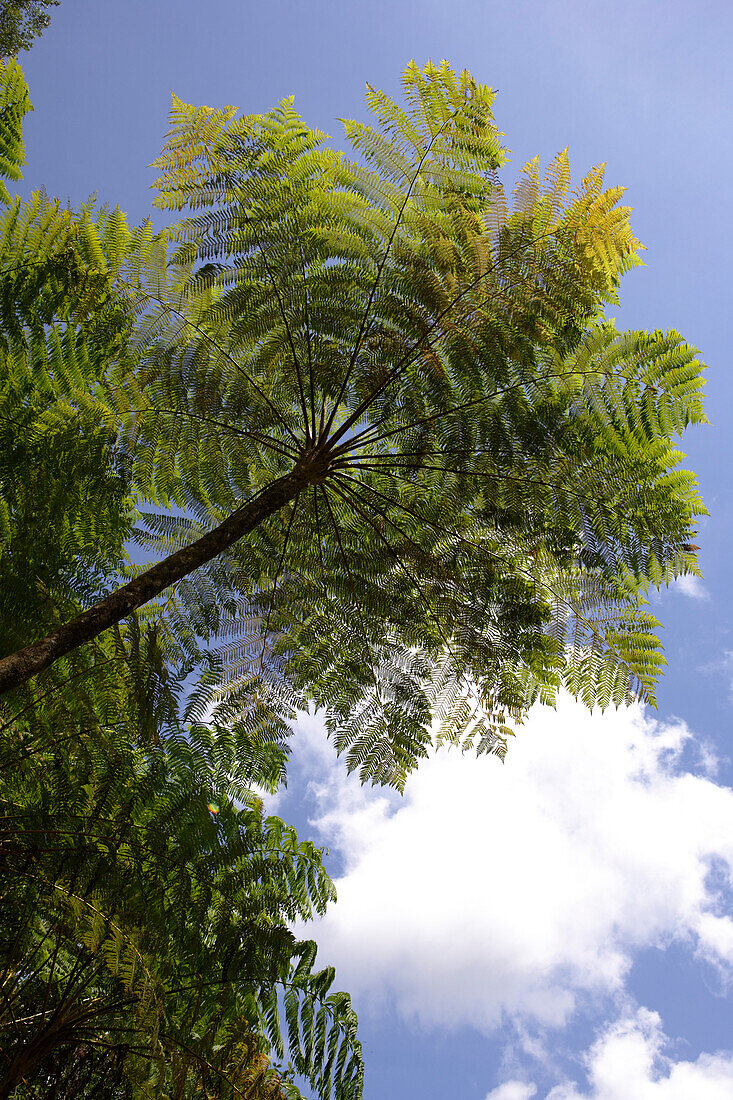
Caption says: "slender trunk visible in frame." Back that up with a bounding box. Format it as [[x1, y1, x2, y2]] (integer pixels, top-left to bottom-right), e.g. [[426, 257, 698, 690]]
[[0, 467, 308, 698]]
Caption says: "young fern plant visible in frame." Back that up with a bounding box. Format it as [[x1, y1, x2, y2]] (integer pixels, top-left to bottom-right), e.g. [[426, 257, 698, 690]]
[[0, 60, 705, 788]]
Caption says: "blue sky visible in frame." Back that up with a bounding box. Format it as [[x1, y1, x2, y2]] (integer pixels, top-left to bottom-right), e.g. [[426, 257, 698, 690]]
[[18, 1, 733, 1095]]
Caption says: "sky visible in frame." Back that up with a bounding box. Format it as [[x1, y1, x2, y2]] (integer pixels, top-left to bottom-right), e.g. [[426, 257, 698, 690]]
[[17, 1, 733, 1096]]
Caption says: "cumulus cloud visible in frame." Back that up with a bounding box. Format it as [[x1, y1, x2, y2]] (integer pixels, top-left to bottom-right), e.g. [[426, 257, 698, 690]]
[[486, 1082, 538, 1100], [667, 574, 709, 600], [531, 1008, 733, 1098], [290, 697, 733, 1031]]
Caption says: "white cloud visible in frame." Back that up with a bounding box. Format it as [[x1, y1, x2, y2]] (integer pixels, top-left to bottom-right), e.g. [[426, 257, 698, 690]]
[[290, 696, 733, 1031], [541, 1008, 733, 1098], [486, 1082, 537, 1100], [667, 574, 709, 600]]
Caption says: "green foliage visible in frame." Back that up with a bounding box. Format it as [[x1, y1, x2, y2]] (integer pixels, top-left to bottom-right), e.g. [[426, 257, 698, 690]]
[[0, 616, 362, 1099], [0, 57, 28, 200], [0, 62, 136, 654], [0, 59, 706, 782], [118, 59, 704, 788], [0, 0, 58, 57]]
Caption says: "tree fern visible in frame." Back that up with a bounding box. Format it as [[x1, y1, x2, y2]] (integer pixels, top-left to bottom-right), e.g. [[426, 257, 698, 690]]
[[0, 58, 705, 788], [0, 613, 362, 1098]]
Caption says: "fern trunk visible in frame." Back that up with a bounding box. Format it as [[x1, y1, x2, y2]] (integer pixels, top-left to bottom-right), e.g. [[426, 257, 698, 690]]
[[0, 465, 309, 696]]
